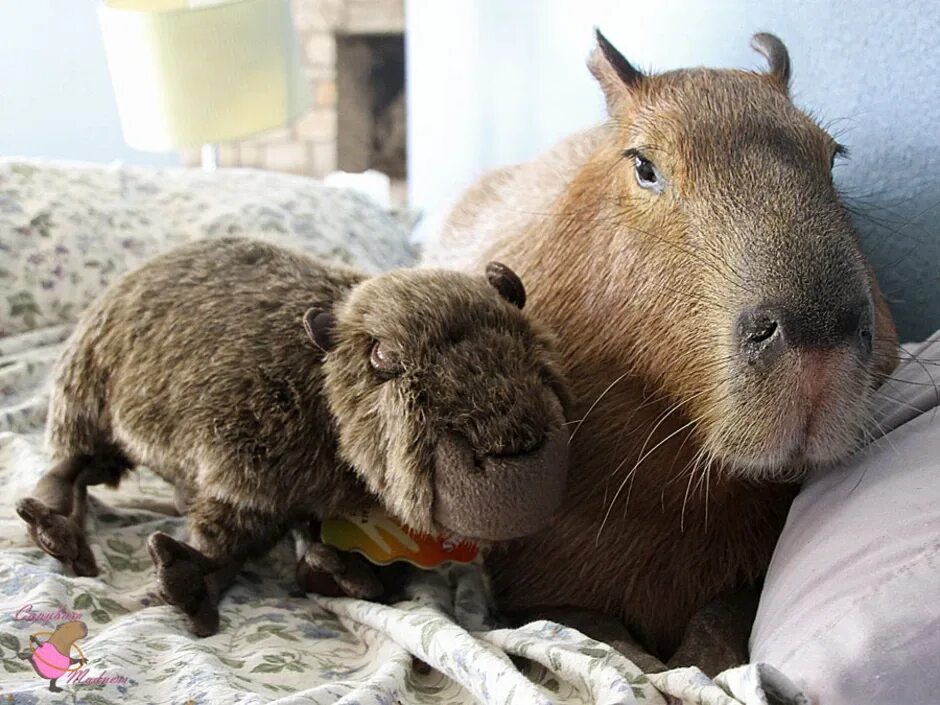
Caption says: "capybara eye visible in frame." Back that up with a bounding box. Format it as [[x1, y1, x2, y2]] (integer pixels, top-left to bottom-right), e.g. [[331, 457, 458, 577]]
[[370, 341, 404, 377], [631, 153, 663, 192], [830, 143, 848, 170]]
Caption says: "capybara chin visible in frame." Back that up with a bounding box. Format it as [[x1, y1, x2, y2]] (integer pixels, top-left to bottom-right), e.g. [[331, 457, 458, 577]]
[[423, 31, 899, 663], [17, 237, 569, 636]]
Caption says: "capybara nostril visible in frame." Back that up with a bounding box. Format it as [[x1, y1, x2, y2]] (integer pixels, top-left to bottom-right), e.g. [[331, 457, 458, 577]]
[[737, 307, 785, 365], [738, 300, 873, 364]]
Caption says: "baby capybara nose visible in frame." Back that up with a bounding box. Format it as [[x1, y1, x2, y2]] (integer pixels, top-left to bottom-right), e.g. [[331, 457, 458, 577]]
[[737, 301, 873, 365], [432, 426, 569, 541]]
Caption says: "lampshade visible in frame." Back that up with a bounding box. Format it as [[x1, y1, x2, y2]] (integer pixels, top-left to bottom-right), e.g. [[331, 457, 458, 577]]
[[99, 0, 310, 151]]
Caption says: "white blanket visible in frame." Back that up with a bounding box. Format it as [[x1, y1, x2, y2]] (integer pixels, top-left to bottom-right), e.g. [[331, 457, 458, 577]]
[[0, 325, 807, 705]]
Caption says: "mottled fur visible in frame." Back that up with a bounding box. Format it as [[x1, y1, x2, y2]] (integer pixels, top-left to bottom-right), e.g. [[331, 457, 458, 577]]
[[19, 237, 569, 636], [423, 33, 899, 664]]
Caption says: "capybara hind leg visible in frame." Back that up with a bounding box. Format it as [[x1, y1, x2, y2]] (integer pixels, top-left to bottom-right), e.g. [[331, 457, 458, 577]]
[[147, 496, 284, 636], [16, 451, 128, 576], [16, 497, 98, 576], [16, 455, 97, 575]]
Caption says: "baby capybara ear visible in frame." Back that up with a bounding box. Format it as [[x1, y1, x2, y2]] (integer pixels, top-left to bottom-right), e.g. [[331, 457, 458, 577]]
[[303, 308, 337, 352], [485, 261, 526, 309]]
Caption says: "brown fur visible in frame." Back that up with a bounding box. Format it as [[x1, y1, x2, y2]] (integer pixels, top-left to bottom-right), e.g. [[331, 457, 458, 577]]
[[18, 237, 569, 636], [423, 33, 899, 662]]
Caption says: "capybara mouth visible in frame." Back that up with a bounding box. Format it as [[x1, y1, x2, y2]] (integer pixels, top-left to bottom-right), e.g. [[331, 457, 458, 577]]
[[706, 342, 878, 477], [432, 425, 569, 541]]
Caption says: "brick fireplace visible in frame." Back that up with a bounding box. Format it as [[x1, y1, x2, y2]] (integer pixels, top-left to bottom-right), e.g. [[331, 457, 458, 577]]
[[184, 0, 405, 200]]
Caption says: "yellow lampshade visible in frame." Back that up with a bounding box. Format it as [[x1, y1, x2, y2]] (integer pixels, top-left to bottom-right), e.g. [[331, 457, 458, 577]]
[[99, 0, 310, 151]]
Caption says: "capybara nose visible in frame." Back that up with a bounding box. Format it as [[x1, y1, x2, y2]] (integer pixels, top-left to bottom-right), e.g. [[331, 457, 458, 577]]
[[737, 301, 872, 365], [432, 426, 569, 541]]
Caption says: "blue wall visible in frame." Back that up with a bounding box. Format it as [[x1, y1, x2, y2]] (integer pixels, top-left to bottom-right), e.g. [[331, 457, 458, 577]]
[[407, 0, 940, 341], [0, 0, 178, 167]]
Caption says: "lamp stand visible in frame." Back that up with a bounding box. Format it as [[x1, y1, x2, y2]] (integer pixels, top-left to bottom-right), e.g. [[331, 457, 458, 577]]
[[201, 143, 220, 171]]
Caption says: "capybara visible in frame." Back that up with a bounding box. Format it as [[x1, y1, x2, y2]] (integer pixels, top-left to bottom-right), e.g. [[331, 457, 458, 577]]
[[18, 237, 569, 636], [423, 31, 899, 669]]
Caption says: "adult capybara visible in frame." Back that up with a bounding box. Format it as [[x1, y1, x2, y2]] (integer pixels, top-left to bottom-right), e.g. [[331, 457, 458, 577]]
[[423, 32, 899, 668], [17, 238, 570, 636]]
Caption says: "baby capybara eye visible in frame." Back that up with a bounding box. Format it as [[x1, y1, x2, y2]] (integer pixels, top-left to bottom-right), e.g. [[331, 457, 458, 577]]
[[370, 341, 404, 377]]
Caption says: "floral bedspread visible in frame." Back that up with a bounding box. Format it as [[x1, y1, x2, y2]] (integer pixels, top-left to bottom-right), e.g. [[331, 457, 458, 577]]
[[0, 160, 806, 704], [0, 340, 808, 705]]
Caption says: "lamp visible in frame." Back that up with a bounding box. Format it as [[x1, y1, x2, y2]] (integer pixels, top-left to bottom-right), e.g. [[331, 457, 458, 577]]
[[98, 0, 310, 170]]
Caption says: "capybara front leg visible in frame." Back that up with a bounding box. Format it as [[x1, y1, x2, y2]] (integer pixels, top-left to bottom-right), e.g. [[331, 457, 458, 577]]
[[147, 496, 283, 636], [297, 541, 383, 600]]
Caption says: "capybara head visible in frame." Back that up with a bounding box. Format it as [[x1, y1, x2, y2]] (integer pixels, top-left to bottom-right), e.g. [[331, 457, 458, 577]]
[[306, 263, 570, 540], [567, 31, 897, 478], [49, 620, 87, 651]]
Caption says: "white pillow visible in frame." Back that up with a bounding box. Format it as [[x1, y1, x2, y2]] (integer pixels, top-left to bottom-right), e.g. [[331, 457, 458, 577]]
[[751, 333, 940, 705]]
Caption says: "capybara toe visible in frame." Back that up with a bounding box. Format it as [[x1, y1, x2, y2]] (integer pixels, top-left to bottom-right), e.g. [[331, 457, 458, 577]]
[[335, 554, 383, 600], [186, 597, 221, 638], [72, 541, 100, 577], [15, 497, 47, 524]]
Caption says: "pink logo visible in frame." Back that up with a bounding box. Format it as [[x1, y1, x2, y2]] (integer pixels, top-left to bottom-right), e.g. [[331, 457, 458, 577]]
[[12, 604, 128, 693]]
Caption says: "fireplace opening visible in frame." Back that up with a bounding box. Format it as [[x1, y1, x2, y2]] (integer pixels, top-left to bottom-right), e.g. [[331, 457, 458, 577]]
[[336, 33, 406, 181]]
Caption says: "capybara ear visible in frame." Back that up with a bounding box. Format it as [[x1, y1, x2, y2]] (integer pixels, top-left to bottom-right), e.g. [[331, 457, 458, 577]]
[[303, 308, 337, 352], [589, 28, 644, 112], [751, 33, 791, 92], [485, 261, 526, 310]]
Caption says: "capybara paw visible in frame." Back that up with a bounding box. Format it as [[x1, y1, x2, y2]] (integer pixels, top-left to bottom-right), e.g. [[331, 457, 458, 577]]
[[334, 554, 383, 600], [297, 543, 382, 600], [185, 596, 221, 637], [15, 497, 99, 577], [295, 557, 345, 597], [147, 532, 214, 620]]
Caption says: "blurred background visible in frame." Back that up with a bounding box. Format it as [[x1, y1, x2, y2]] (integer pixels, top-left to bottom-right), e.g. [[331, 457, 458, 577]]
[[0, 0, 937, 340]]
